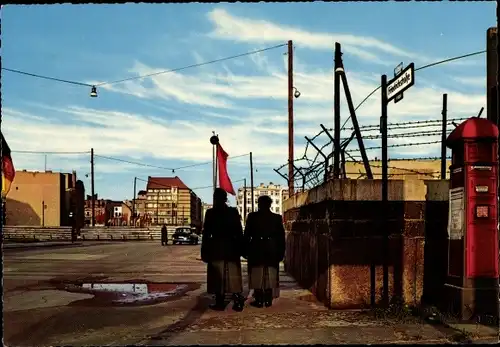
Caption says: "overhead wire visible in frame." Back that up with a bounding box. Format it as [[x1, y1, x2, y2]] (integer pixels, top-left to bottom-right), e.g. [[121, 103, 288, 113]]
[[11, 150, 91, 154], [95, 152, 250, 172], [1, 68, 92, 87], [2, 43, 287, 88], [96, 44, 287, 86]]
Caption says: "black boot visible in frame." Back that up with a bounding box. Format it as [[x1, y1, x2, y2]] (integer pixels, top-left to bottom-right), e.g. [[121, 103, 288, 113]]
[[232, 293, 245, 312], [264, 289, 273, 307], [250, 290, 264, 308], [209, 294, 225, 311]]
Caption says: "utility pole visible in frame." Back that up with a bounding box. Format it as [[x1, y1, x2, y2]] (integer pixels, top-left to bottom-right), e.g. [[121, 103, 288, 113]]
[[156, 190, 160, 225], [132, 177, 137, 227], [250, 152, 255, 212], [333, 42, 341, 179], [243, 178, 247, 223], [441, 94, 448, 179], [90, 148, 95, 227], [288, 40, 294, 196], [381, 74, 389, 306]]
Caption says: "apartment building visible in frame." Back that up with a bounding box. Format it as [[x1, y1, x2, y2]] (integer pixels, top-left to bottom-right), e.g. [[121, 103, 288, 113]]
[[236, 182, 289, 219], [5, 170, 85, 228], [145, 176, 202, 229]]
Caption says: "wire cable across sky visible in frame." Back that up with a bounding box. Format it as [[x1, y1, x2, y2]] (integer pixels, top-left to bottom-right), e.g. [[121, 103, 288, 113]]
[[2, 43, 287, 88], [94, 152, 250, 172]]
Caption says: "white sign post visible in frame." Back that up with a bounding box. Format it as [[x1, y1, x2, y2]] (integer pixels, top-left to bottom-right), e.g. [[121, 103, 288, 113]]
[[386, 62, 415, 103]]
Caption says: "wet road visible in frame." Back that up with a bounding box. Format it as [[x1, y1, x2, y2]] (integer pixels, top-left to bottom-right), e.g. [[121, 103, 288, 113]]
[[3, 242, 497, 346], [3, 242, 312, 346]]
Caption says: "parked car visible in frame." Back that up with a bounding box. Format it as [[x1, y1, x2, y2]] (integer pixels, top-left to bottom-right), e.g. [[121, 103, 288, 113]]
[[172, 227, 199, 245]]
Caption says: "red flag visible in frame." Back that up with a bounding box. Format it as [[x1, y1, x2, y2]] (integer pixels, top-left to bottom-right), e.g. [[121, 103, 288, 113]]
[[1, 132, 15, 197], [216, 143, 235, 195]]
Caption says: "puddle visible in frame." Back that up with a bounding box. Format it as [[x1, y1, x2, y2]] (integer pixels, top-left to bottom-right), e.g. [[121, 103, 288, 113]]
[[55, 280, 200, 306]]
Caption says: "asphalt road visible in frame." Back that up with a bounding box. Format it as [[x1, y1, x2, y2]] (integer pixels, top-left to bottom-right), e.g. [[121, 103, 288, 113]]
[[3, 242, 498, 346]]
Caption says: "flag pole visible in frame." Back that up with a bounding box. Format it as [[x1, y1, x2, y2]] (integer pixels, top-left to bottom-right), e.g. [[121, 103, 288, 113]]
[[215, 134, 219, 188], [250, 152, 254, 212], [210, 133, 219, 197]]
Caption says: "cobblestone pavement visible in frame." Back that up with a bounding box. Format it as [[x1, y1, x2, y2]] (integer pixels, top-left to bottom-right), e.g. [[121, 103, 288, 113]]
[[3, 242, 498, 346]]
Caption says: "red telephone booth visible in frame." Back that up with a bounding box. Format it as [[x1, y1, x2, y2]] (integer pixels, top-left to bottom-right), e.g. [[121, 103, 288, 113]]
[[445, 117, 499, 321]]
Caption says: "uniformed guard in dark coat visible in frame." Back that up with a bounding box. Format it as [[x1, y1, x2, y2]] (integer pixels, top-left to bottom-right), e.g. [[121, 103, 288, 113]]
[[161, 224, 168, 246], [244, 195, 286, 308], [201, 188, 245, 311]]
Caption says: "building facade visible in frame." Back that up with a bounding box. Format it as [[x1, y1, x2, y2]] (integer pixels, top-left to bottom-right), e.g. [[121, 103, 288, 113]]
[[144, 176, 202, 229], [5, 170, 85, 228], [84, 195, 108, 226], [202, 203, 212, 223], [236, 182, 289, 220]]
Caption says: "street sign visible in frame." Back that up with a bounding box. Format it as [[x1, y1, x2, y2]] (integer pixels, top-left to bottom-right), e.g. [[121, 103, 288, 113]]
[[394, 62, 404, 104], [386, 62, 415, 103]]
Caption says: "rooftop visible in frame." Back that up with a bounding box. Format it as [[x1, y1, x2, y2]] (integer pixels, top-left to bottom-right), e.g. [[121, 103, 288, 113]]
[[147, 176, 189, 190]]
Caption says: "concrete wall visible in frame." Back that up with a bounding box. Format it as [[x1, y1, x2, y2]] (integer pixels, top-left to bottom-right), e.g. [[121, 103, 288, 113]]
[[283, 178, 449, 309]]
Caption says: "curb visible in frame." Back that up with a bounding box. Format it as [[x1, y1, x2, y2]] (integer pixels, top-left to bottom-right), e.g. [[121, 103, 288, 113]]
[[3, 242, 84, 250]]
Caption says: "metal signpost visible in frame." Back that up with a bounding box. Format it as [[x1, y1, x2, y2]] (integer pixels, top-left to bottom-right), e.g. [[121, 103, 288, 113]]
[[386, 63, 415, 104], [380, 62, 415, 305]]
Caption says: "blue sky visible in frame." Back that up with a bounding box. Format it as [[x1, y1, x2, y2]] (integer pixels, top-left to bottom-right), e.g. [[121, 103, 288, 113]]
[[1, 2, 495, 205]]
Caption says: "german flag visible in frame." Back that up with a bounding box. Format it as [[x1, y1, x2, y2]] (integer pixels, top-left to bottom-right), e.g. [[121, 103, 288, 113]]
[[1, 132, 15, 198]]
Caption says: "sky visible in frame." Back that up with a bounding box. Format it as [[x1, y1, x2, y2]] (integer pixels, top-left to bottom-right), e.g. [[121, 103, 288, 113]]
[[1, 2, 496, 206]]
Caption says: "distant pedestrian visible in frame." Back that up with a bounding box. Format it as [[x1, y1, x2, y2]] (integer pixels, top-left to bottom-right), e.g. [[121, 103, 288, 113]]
[[201, 188, 245, 311], [244, 195, 285, 308], [161, 224, 168, 246]]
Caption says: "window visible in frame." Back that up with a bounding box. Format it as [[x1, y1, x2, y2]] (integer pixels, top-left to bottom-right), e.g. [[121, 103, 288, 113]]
[[147, 203, 154, 208], [276, 207, 280, 213], [147, 196, 152, 200], [160, 189, 166, 193]]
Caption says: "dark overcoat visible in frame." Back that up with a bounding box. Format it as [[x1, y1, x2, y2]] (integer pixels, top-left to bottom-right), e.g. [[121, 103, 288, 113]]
[[201, 206, 244, 294], [244, 211, 285, 290]]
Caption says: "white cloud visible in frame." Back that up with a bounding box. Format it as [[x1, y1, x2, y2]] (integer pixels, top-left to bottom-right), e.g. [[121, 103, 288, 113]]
[[206, 9, 409, 63], [205, 8, 483, 69], [453, 76, 485, 88]]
